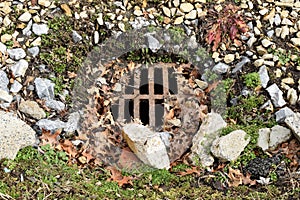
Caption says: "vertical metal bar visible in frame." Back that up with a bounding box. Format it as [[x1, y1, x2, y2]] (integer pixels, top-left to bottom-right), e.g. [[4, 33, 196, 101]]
[[148, 65, 155, 127], [162, 66, 169, 96], [134, 70, 140, 119]]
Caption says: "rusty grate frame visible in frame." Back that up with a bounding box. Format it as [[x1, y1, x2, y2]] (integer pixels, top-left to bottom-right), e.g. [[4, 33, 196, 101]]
[[115, 64, 178, 128]]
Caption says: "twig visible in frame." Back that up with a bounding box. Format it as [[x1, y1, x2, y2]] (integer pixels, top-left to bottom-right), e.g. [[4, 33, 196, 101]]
[[0, 192, 14, 200]]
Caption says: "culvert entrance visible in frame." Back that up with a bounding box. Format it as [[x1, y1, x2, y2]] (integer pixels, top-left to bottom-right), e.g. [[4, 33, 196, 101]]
[[111, 63, 179, 130]]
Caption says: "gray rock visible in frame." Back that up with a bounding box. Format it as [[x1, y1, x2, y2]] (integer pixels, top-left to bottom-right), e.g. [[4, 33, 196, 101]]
[[190, 113, 227, 167], [266, 83, 286, 107], [145, 34, 162, 53], [27, 46, 40, 57], [10, 81, 22, 93], [211, 130, 250, 162], [287, 88, 297, 105], [0, 89, 13, 103], [232, 56, 250, 73], [64, 112, 80, 133], [10, 59, 28, 77], [7, 48, 26, 60], [258, 65, 269, 88], [32, 23, 49, 35], [212, 62, 229, 74], [0, 111, 36, 159], [257, 128, 270, 151], [19, 100, 46, 120], [36, 119, 66, 132], [0, 42, 7, 54], [72, 30, 82, 43], [0, 70, 9, 91], [22, 19, 32, 36], [123, 123, 170, 169], [45, 99, 65, 111], [34, 78, 55, 100], [285, 113, 300, 142], [275, 107, 295, 122], [269, 125, 291, 150]]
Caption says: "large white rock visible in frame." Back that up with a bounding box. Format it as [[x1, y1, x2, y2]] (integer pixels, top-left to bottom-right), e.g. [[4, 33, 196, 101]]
[[190, 113, 227, 167], [0, 111, 36, 159], [266, 83, 286, 107], [211, 130, 250, 161], [122, 123, 170, 169], [257, 125, 292, 151], [269, 125, 291, 149], [285, 113, 300, 142]]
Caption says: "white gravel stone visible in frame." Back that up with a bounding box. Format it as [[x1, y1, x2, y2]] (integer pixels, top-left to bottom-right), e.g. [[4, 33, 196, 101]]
[[212, 62, 229, 74], [261, 39, 273, 47], [123, 123, 170, 169], [285, 113, 300, 142], [259, 65, 269, 88], [18, 11, 31, 22], [281, 18, 294, 26], [185, 10, 197, 19], [191, 113, 227, 167], [257, 128, 270, 151], [38, 0, 51, 7], [269, 125, 291, 150], [211, 130, 250, 162], [224, 54, 235, 64], [247, 37, 257, 47], [162, 6, 171, 17], [10, 81, 22, 93], [34, 78, 55, 100], [174, 17, 184, 24], [45, 99, 65, 111], [97, 13, 104, 25], [0, 70, 9, 91], [72, 30, 82, 43], [180, 3, 194, 13], [27, 46, 40, 57], [36, 119, 66, 132], [254, 59, 264, 67], [266, 83, 286, 107], [287, 88, 298, 105], [7, 48, 26, 60], [0, 89, 13, 103], [0, 111, 36, 160], [281, 26, 289, 39], [19, 100, 46, 120], [0, 42, 6, 54], [10, 59, 28, 77], [32, 23, 49, 35], [275, 107, 295, 122], [291, 38, 300, 46]]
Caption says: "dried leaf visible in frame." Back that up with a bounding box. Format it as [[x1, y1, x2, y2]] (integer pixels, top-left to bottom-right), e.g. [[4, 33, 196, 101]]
[[228, 167, 243, 187], [58, 139, 77, 157], [164, 108, 175, 120], [107, 166, 133, 187], [81, 149, 95, 163], [127, 61, 135, 71], [242, 173, 256, 186], [39, 129, 61, 147], [177, 166, 201, 176]]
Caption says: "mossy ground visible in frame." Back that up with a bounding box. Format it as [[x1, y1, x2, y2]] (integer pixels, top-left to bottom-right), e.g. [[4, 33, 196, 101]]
[[1, 146, 299, 199]]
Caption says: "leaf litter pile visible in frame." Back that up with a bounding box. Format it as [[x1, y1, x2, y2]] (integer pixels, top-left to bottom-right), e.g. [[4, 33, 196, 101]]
[[36, 56, 300, 191]]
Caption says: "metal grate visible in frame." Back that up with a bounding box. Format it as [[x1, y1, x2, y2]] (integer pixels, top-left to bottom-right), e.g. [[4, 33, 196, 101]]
[[112, 64, 178, 129]]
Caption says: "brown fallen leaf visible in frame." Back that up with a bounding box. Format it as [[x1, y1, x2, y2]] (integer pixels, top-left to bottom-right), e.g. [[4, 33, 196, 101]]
[[164, 108, 175, 121], [81, 149, 95, 163], [242, 173, 256, 186], [58, 139, 77, 157], [39, 129, 62, 147], [227, 167, 243, 187], [177, 166, 201, 176], [106, 166, 133, 187]]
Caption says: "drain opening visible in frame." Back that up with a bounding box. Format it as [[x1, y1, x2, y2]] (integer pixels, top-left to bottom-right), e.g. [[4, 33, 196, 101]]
[[112, 64, 179, 129]]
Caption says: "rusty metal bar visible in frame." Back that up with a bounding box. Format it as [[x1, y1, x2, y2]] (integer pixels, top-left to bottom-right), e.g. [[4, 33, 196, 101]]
[[133, 70, 140, 119], [148, 66, 155, 127]]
